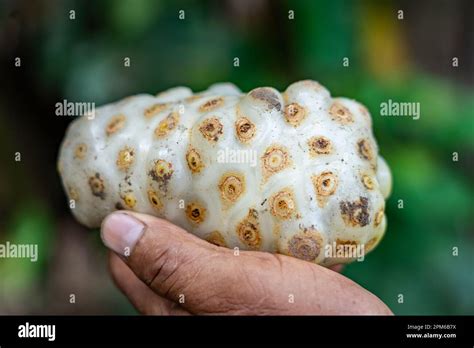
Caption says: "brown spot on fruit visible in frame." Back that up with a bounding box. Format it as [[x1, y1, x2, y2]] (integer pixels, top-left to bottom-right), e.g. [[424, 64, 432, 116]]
[[185, 95, 204, 103], [199, 117, 223, 142], [284, 103, 306, 126], [106, 114, 126, 136], [340, 197, 370, 227], [186, 202, 206, 224], [147, 190, 163, 211], [357, 102, 372, 125], [154, 160, 173, 178], [199, 97, 223, 112], [123, 193, 137, 208], [362, 174, 374, 190], [299, 79, 325, 90], [236, 209, 261, 249], [57, 161, 64, 175], [329, 102, 353, 124], [374, 208, 384, 227], [269, 188, 296, 220], [272, 224, 282, 251], [155, 112, 179, 137], [235, 117, 256, 144], [288, 229, 323, 262], [89, 173, 105, 200], [148, 159, 174, 194], [357, 139, 374, 161], [262, 145, 291, 179], [308, 136, 332, 156], [359, 104, 369, 116], [334, 239, 360, 259], [249, 88, 281, 111], [74, 143, 87, 159], [144, 103, 168, 118], [313, 171, 338, 197], [116, 147, 135, 171], [218, 172, 245, 204], [186, 147, 204, 173], [335, 239, 359, 247], [206, 231, 227, 247], [364, 236, 380, 253]]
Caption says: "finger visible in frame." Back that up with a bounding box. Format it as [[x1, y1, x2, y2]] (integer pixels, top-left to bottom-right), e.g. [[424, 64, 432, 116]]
[[108, 251, 190, 315], [101, 211, 392, 315]]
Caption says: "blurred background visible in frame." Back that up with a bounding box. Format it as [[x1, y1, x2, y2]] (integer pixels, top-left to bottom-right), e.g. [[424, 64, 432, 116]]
[[0, 0, 472, 315]]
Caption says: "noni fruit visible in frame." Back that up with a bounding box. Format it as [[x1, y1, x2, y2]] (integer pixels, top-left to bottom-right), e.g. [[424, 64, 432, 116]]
[[58, 80, 392, 266]]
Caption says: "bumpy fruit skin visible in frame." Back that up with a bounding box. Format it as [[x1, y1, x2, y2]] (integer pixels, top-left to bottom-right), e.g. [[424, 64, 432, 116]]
[[58, 80, 392, 266]]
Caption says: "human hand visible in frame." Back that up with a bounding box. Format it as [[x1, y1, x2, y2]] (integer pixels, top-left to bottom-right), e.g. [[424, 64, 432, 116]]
[[101, 211, 392, 315]]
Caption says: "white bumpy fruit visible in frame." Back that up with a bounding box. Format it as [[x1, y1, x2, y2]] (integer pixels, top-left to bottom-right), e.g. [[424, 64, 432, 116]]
[[58, 80, 392, 266]]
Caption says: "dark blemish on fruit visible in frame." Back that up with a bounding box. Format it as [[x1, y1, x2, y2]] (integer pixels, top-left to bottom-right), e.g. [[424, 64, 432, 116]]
[[116, 147, 135, 171]]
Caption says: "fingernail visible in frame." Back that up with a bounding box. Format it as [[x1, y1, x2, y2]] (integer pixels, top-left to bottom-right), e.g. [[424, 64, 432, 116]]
[[101, 213, 145, 257]]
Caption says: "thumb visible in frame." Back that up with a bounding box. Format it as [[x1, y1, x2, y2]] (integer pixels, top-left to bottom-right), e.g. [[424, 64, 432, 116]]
[[100, 211, 392, 315]]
